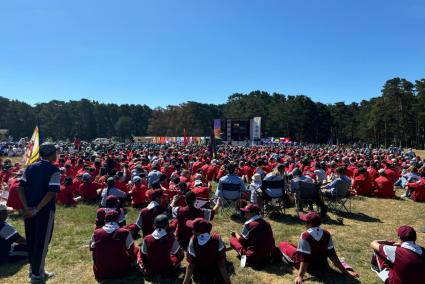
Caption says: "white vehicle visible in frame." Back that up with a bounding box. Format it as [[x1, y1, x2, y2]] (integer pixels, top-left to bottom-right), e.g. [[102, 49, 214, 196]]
[[92, 138, 109, 145]]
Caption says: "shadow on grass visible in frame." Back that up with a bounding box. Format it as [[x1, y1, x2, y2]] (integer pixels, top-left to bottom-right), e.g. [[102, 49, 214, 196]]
[[251, 260, 294, 276], [269, 213, 346, 226], [0, 258, 27, 277], [306, 268, 361, 284], [333, 211, 381, 223], [96, 262, 236, 284], [230, 214, 245, 224]]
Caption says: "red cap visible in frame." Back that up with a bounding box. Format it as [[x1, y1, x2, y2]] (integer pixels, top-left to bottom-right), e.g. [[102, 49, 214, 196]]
[[105, 210, 119, 223], [299, 211, 321, 227], [105, 195, 119, 207], [186, 217, 212, 234], [397, 225, 416, 242], [240, 203, 261, 213]]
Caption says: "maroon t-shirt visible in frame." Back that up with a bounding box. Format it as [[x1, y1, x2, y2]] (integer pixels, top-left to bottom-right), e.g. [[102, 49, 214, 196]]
[[173, 206, 214, 248], [187, 233, 226, 274], [378, 242, 425, 284], [90, 225, 136, 279], [240, 216, 277, 265], [136, 203, 166, 236], [297, 227, 337, 269], [138, 230, 182, 275]]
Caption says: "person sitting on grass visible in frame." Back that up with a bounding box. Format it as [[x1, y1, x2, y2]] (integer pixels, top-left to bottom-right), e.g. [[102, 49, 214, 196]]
[[100, 177, 128, 207], [0, 203, 28, 263], [95, 195, 126, 228], [78, 173, 103, 203], [183, 218, 231, 284], [128, 188, 166, 237], [404, 170, 425, 202], [171, 191, 219, 249], [351, 167, 374, 196], [230, 203, 280, 268], [373, 169, 395, 199], [370, 225, 425, 284], [278, 211, 359, 284], [5, 171, 24, 211], [128, 175, 148, 208], [90, 210, 138, 279], [138, 214, 184, 277], [57, 176, 77, 206]]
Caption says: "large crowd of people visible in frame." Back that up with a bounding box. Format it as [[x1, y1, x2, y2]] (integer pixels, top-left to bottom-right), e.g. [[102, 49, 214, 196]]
[[1, 142, 425, 283]]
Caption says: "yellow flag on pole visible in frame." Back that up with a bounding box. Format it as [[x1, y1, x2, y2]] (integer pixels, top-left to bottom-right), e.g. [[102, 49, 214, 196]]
[[23, 126, 41, 166]]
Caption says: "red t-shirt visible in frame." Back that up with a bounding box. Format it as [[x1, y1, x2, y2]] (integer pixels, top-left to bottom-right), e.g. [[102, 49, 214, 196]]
[[57, 185, 76, 206], [367, 167, 379, 180], [131, 184, 148, 206], [206, 165, 219, 181], [6, 178, 24, 210], [352, 173, 373, 196], [406, 178, 425, 202], [79, 181, 103, 201], [191, 186, 209, 200], [385, 168, 399, 184], [374, 176, 395, 198], [192, 161, 204, 174]]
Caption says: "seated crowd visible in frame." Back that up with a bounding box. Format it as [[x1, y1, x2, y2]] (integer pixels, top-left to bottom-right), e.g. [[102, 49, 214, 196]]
[[1, 144, 425, 283]]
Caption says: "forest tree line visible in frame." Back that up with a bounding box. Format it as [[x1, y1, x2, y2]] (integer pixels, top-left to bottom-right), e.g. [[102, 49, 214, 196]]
[[1, 77, 425, 148]]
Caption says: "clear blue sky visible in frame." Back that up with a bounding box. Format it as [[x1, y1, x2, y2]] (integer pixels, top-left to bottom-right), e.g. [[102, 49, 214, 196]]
[[0, 0, 424, 107]]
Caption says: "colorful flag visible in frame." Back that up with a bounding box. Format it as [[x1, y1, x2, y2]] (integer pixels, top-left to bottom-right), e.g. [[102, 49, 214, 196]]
[[184, 128, 188, 146], [213, 119, 221, 139], [23, 126, 42, 166]]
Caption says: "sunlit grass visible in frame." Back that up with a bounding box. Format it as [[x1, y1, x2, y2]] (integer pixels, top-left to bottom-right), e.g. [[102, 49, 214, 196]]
[[1, 188, 425, 284]]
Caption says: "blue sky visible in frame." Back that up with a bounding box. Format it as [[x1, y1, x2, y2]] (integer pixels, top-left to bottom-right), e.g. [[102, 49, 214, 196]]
[[0, 0, 424, 107]]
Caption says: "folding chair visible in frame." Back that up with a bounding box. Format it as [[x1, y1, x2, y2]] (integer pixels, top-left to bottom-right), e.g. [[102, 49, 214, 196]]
[[194, 197, 210, 209], [216, 182, 242, 216], [324, 182, 353, 213], [259, 179, 286, 216], [294, 181, 322, 215]]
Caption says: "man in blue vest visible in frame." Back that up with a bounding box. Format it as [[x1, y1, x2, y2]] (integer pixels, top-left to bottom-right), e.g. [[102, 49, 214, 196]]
[[19, 142, 60, 283]]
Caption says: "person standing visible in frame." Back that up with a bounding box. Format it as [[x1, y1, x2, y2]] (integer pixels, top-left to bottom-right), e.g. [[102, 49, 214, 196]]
[[18, 143, 60, 283], [73, 135, 81, 151]]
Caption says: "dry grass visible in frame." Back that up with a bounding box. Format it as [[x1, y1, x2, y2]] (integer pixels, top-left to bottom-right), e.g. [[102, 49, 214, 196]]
[[1, 188, 425, 284]]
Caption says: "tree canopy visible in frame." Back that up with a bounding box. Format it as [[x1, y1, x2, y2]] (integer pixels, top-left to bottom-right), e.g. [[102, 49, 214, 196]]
[[1, 77, 425, 148]]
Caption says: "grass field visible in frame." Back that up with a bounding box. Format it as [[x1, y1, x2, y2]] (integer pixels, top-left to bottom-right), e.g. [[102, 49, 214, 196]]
[[1, 154, 425, 284], [1, 188, 425, 284]]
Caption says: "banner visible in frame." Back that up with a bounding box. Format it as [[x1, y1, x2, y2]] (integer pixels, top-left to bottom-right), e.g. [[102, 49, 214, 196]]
[[251, 117, 261, 140], [213, 119, 221, 139], [23, 126, 41, 166]]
